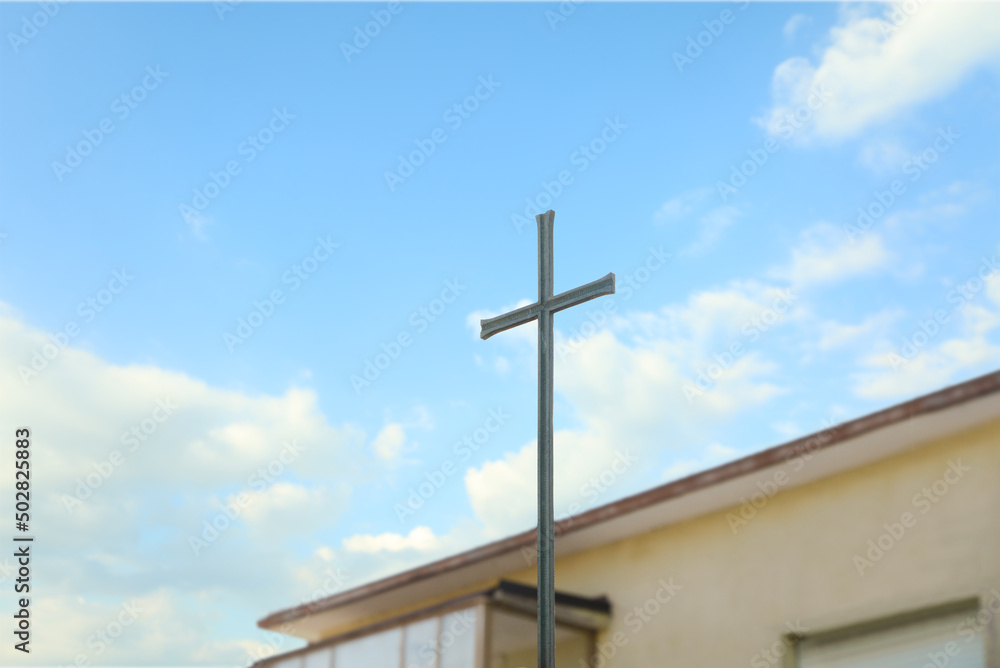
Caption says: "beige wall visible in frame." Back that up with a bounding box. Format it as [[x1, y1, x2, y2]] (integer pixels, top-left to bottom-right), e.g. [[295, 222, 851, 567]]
[[501, 417, 1000, 667]]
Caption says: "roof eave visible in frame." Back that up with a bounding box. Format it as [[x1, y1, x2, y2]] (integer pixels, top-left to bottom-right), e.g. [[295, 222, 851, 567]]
[[259, 369, 1000, 633]]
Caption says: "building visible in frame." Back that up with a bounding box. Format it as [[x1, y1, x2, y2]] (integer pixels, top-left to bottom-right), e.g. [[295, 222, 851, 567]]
[[255, 371, 1000, 668]]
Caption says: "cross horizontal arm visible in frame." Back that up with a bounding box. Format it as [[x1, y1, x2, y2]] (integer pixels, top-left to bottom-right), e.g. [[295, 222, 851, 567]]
[[480, 302, 542, 340], [479, 273, 615, 341], [548, 272, 616, 315]]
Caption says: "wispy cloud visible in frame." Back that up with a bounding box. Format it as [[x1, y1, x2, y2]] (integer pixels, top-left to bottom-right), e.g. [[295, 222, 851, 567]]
[[680, 205, 740, 256], [654, 187, 712, 225], [770, 222, 891, 288], [655, 188, 740, 255], [782, 13, 811, 41], [662, 443, 740, 481]]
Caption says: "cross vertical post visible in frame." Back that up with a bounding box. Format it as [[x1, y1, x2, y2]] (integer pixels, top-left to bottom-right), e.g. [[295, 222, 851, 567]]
[[537, 212, 555, 668], [480, 210, 614, 668]]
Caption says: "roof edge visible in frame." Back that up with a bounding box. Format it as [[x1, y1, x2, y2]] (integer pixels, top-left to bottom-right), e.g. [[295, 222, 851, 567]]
[[259, 369, 1000, 630]]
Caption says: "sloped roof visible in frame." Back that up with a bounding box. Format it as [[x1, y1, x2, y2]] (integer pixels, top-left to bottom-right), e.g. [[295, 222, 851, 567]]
[[258, 370, 1000, 641]]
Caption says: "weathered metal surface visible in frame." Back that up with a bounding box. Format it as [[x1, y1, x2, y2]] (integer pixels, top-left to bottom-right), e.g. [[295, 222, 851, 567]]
[[479, 273, 615, 340], [480, 209, 615, 668]]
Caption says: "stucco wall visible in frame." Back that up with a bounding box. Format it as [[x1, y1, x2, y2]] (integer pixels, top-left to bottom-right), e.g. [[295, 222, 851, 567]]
[[504, 417, 1000, 667]]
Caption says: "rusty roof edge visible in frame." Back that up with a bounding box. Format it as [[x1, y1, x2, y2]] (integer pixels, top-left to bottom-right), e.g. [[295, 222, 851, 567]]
[[258, 369, 1000, 631]]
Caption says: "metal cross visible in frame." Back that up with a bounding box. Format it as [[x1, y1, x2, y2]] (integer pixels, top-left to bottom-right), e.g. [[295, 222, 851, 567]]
[[480, 209, 614, 668]]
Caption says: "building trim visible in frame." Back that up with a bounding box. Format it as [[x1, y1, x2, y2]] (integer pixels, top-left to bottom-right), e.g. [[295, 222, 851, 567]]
[[258, 370, 1000, 633]]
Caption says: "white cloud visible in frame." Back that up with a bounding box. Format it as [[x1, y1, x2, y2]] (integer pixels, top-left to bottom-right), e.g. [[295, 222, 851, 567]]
[[464, 277, 797, 536], [815, 309, 903, 351], [662, 443, 740, 481], [760, 3, 1000, 141], [917, 180, 987, 207], [467, 298, 536, 347], [627, 280, 799, 344], [343, 526, 441, 553], [858, 138, 912, 173], [654, 189, 738, 255], [0, 305, 396, 665], [783, 13, 811, 41], [853, 336, 1000, 400], [772, 222, 890, 287], [881, 181, 985, 235], [852, 275, 1000, 399], [463, 229, 997, 540], [459, 217, 942, 536], [12, 588, 226, 664], [654, 187, 712, 225], [465, 323, 786, 537], [771, 421, 801, 439], [465, 443, 539, 535], [238, 482, 347, 539], [679, 206, 741, 257], [373, 423, 406, 460]]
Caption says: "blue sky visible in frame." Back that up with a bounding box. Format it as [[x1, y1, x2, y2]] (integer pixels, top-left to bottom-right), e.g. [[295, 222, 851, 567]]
[[1, 1, 999, 664]]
